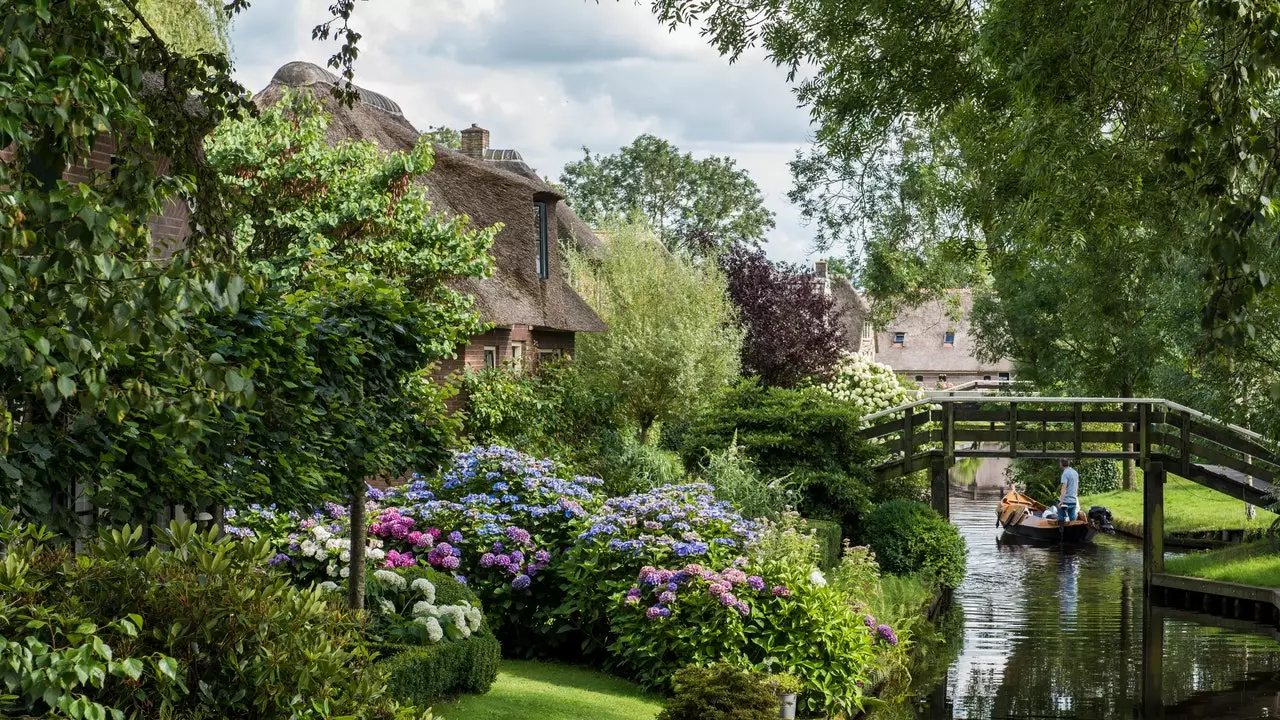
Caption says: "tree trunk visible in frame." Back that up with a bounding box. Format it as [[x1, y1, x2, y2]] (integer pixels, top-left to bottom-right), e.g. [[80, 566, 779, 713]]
[[1121, 381, 1134, 491], [346, 478, 367, 612], [638, 415, 655, 445]]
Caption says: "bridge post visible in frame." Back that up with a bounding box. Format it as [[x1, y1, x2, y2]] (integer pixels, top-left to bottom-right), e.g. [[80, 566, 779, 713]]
[[1142, 460, 1166, 719], [1143, 461, 1165, 588], [931, 457, 950, 519]]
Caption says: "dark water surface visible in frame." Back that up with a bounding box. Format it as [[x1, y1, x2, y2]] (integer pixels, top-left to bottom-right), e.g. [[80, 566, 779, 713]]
[[915, 495, 1280, 719]]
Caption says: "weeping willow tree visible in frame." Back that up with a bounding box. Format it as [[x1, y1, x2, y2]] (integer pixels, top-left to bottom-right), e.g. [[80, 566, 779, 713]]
[[108, 0, 231, 56]]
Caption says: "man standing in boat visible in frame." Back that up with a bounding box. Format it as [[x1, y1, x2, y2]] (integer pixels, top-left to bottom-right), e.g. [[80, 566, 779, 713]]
[[1058, 459, 1080, 522]]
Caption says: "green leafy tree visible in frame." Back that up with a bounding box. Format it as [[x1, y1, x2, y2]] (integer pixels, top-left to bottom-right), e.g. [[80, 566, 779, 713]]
[[567, 220, 743, 442], [109, 0, 231, 55], [559, 134, 775, 257], [639, 0, 1280, 378], [422, 125, 462, 150], [0, 0, 253, 532], [206, 91, 495, 608]]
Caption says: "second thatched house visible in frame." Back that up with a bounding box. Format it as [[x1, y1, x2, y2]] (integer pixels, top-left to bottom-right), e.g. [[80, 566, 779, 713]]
[[257, 62, 606, 376]]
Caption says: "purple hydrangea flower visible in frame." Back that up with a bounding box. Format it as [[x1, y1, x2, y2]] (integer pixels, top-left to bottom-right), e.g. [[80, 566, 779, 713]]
[[659, 591, 676, 604], [448, 530, 464, 543], [772, 585, 791, 597], [512, 574, 532, 590], [876, 624, 898, 646], [864, 615, 877, 629], [746, 575, 765, 591]]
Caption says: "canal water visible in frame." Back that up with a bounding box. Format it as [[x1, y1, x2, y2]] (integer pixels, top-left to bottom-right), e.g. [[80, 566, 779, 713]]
[[908, 495, 1280, 719]]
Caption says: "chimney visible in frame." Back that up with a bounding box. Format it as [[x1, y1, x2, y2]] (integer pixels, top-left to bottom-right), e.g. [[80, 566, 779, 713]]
[[815, 259, 828, 279], [460, 124, 489, 160]]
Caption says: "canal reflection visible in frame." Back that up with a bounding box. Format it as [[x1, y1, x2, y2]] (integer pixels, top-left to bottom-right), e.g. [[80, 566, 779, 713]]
[[909, 496, 1280, 719]]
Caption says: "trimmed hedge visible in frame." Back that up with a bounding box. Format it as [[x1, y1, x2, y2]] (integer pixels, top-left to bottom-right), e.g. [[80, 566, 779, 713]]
[[862, 500, 966, 588], [803, 518, 843, 570], [380, 633, 501, 705]]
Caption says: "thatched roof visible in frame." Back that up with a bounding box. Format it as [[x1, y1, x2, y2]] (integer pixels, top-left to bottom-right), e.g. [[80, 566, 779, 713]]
[[484, 156, 605, 257], [255, 62, 605, 334], [875, 289, 1011, 374]]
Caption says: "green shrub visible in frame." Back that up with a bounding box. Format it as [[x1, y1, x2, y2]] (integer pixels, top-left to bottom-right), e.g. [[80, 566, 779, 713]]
[[657, 664, 779, 720], [602, 432, 688, 495], [0, 513, 396, 719], [862, 500, 966, 588], [675, 382, 897, 534], [1008, 458, 1119, 502], [699, 438, 801, 519], [803, 518, 843, 570], [380, 633, 501, 705]]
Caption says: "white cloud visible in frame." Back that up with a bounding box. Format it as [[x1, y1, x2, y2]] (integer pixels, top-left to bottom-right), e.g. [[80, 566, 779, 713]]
[[229, 0, 818, 263]]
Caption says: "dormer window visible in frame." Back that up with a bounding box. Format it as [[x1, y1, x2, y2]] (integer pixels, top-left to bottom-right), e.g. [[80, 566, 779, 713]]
[[534, 200, 550, 280], [944, 330, 955, 347], [892, 332, 905, 347]]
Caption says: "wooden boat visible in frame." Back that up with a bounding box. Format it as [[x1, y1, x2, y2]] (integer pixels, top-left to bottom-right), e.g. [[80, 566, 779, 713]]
[[996, 489, 1111, 543]]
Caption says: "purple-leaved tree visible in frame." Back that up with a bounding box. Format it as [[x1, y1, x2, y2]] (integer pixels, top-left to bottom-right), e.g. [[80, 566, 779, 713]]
[[722, 245, 847, 388]]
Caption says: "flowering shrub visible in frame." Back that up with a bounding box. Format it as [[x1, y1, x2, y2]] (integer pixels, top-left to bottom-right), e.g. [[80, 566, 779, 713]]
[[229, 446, 602, 655], [364, 568, 484, 646], [562, 483, 761, 654], [819, 353, 922, 417], [609, 556, 876, 716], [376, 446, 603, 650]]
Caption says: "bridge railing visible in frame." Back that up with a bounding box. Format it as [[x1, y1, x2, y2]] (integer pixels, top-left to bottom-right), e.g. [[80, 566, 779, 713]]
[[859, 396, 1280, 501]]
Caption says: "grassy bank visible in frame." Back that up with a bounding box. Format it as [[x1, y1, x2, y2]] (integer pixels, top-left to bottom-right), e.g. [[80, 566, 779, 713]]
[[1165, 541, 1280, 588], [435, 660, 662, 720], [1080, 475, 1276, 536]]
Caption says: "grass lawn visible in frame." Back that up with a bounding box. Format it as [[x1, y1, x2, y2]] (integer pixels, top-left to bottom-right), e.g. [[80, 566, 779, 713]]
[[1165, 541, 1280, 587], [434, 660, 663, 720], [1080, 475, 1276, 536]]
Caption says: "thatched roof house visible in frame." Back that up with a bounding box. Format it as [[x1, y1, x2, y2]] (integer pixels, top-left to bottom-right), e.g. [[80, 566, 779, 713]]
[[874, 289, 1012, 387], [257, 62, 605, 373], [816, 261, 875, 359]]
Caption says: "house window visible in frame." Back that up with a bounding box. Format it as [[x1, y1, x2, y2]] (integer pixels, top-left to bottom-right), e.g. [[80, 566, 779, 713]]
[[511, 342, 525, 372], [944, 331, 955, 346], [861, 321, 874, 341], [483, 346, 498, 369], [999, 372, 1011, 381], [538, 348, 562, 367], [892, 332, 905, 347], [983, 375, 992, 381], [938, 374, 947, 383], [534, 201, 550, 280], [914, 375, 924, 383]]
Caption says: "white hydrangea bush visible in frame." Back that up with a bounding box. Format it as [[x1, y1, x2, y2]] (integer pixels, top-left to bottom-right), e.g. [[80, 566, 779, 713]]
[[370, 570, 485, 645], [820, 353, 923, 417]]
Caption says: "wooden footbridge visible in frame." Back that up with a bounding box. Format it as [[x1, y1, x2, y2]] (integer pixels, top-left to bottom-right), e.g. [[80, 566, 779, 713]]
[[860, 384, 1279, 520]]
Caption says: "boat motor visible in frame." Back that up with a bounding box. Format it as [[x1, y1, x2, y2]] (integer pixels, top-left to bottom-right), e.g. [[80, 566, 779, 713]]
[[1087, 506, 1115, 534]]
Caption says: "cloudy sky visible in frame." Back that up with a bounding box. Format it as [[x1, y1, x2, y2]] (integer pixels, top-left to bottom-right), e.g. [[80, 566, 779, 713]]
[[229, 0, 818, 264]]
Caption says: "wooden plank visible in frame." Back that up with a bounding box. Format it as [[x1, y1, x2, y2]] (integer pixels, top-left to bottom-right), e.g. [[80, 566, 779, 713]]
[[955, 448, 1140, 460], [1189, 419, 1280, 469], [1014, 409, 1078, 422], [1186, 440, 1279, 483], [859, 415, 907, 440], [1151, 573, 1280, 605], [951, 409, 1012, 423], [1176, 462, 1272, 505]]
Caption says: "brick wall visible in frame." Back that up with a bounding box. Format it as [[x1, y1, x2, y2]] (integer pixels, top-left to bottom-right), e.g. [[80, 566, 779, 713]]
[[1, 133, 191, 248]]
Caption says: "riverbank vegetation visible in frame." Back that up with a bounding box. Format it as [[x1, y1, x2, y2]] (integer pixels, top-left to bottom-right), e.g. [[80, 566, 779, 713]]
[[1081, 476, 1276, 537], [1165, 543, 1280, 588]]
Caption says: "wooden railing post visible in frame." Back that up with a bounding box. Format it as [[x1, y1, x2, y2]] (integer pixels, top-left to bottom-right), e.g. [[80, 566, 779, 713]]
[[1009, 402, 1018, 458], [943, 402, 955, 467], [903, 407, 915, 460], [1139, 403, 1150, 469], [1073, 402, 1084, 460], [1180, 411, 1192, 476]]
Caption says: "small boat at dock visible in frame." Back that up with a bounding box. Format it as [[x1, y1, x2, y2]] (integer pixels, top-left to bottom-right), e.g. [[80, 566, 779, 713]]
[[996, 489, 1114, 544]]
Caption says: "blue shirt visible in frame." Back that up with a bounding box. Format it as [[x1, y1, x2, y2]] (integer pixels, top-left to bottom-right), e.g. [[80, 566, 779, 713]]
[[1060, 467, 1079, 505]]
